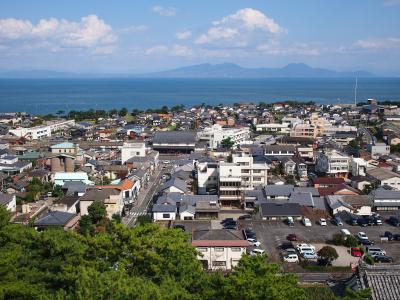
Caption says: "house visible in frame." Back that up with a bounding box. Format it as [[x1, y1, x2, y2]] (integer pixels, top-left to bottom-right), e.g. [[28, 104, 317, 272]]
[[370, 188, 400, 211], [191, 229, 249, 271], [33, 211, 79, 230], [161, 177, 188, 194], [152, 204, 176, 221], [350, 157, 367, 177], [50, 142, 77, 155], [259, 202, 302, 221], [264, 185, 294, 200], [326, 195, 373, 216], [367, 143, 390, 160], [79, 188, 123, 218], [318, 183, 360, 197], [121, 142, 146, 164], [0, 193, 16, 212], [367, 168, 400, 190], [315, 150, 349, 178], [312, 177, 345, 188], [53, 172, 93, 186], [51, 195, 80, 214], [0, 153, 32, 174], [152, 131, 197, 153], [98, 178, 140, 205]]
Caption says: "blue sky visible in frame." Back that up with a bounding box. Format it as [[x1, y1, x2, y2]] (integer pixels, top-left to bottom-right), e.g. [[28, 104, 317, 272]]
[[0, 0, 399, 74]]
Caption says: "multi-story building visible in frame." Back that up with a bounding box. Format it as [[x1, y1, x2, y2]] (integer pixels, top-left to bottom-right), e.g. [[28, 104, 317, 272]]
[[350, 157, 367, 177], [290, 123, 317, 139], [255, 123, 290, 134], [218, 162, 242, 207], [367, 143, 390, 160], [231, 153, 269, 190], [9, 119, 75, 140], [197, 161, 219, 195], [198, 124, 250, 149], [121, 142, 147, 164], [315, 150, 350, 178]]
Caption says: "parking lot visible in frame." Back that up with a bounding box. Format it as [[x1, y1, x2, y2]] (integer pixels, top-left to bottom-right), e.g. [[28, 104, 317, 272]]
[[173, 216, 400, 267]]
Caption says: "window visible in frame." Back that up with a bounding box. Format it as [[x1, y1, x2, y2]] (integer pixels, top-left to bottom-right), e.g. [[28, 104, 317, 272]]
[[162, 213, 170, 218], [197, 247, 207, 252], [212, 261, 226, 267], [215, 247, 224, 252], [231, 247, 241, 252]]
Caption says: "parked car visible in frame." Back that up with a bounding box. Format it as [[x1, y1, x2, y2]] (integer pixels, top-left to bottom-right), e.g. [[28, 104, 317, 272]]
[[383, 231, 394, 241], [296, 243, 316, 252], [221, 218, 234, 224], [251, 248, 265, 255], [247, 238, 261, 247], [357, 232, 368, 240], [238, 214, 252, 220], [302, 252, 318, 260], [244, 229, 256, 239], [340, 228, 351, 238], [285, 248, 297, 255], [318, 218, 327, 226], [359, 239, 374, 246], [373, 255, 393, 263], [374, 218, 383, 226], [367, 247, 386, 256], [173, 224, 185, 231], [287, 233, 298, 241], [279, 242, 294, 251], [333, 215, 343, 226], [388, 216, 400, 227], [393, 233, 400, 241], [349, 215, 359, 226], [286, 217, 294, 227], [283, 254, 299, 263], [357, 218, 369, 227], [351, 247, 363, 257], [302, 217, 312, 227], [224, 224, 237, 230]]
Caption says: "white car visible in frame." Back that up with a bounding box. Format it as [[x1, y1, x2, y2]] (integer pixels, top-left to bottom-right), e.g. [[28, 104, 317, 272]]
[[302, 252, 318, 260], [302, 218, 312, 227], [247, 238, 261, 247], [251, 248, 265, 255], [296, 243, 316, 252], [357, 232, 368, 240], [283, 254, 299, 263], [318, 218, 327, 226]]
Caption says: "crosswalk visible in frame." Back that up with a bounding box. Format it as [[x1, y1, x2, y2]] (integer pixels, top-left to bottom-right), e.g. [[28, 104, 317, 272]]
[[129, 211, 148, 217]]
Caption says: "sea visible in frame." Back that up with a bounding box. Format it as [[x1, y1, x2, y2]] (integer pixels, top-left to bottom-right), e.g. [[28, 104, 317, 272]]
[[0, 77, 399, 114]]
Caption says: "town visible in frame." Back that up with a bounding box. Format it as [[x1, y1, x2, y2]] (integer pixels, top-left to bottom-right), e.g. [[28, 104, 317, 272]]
[[2, 99, 400, 299]]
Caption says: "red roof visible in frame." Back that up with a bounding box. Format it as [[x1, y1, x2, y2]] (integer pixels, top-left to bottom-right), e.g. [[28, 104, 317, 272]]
[[318, 184, 360, 196], [313, 177, 345, 185], [192, 240, 250, 247]]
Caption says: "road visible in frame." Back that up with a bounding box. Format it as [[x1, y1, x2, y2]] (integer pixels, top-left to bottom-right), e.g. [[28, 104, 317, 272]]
[[123, 164, 172, 227]]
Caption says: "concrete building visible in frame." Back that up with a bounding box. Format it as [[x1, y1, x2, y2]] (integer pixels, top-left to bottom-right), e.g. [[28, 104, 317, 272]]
[[255, 123, 290, 134], [50, 142, 77, 155], [0, 193, 16, 212], [367, 143, 390, 160], [9, 125, 51, 140], [350, 157, 368, 177], [121, 142, 146, 164], [367, 168, 400, 190], [53, 172, 93, 186], [197, 161, 219, 195], [218, 162, 242, 207], [290, 123, 317, 139], [192, 229, 249, 271], [199, 124, 250, 149], [315, 150, 350, 178]]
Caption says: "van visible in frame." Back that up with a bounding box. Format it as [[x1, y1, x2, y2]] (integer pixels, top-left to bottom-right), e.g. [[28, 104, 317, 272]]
[[367, 247, 386, 256], [340, 228, 351, 237]]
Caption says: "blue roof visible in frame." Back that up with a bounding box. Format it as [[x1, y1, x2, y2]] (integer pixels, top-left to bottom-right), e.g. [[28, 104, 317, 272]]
[[51, 142, 75, 149]]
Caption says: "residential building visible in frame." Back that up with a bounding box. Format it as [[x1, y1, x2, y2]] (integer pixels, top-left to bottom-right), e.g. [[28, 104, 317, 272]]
[[191, 229, 249, 271], [197, 161, 219, 195], [259, 202, 302, 221], [350, 157, 367, 177], [198, 124, 250, 149], [80, 188, 123, 218], [33, 211, 79, 231], [0, 193, 16, 212], [218, 162, 242, 207], [53, 172, 93, 186], [264, 145, 296, 157], [152, 131, 197, 153], [367, 143, 391, 159], [121, 142, 146, 164], [290, 123, 317, 139], [255, 123, 290, 134], [315, 150, 350, 178], [326, 195, 372, 216], [370, 188, 400, 211], [367, 168, 400, 190]]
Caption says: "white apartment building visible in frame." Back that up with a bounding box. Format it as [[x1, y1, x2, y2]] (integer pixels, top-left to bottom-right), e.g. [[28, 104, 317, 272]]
[[192, 229, 249, 271], [199, 124, 250, 149], [315, 150, 350, 178], [350, 157, 368, 177], [197, 162, 219, 195], [255, 123, 290, 134], [218, 154, 269, 207], [296, 146, 314, 161], [9, 119, 75, 140], [121, 142, 146, 164], [367, 143, 391, 160]]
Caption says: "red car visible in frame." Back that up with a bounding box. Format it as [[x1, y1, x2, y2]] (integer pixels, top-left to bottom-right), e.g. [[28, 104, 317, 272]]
[[351, 247, 363, 257], [287, 234, 298, 241]]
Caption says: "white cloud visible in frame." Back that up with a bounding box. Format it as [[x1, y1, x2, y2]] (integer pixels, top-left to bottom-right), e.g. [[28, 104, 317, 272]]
[[145, 45, 169, 55], [175, 30, 192, 40], [119, 25, 148, 34], [354, 37, 400, 50], [257, 41, 320, 56], [195, 8, 285, 47], [152, 5, 176, 17], [145, 44, 193, 57], [0, 15, 117, 53]]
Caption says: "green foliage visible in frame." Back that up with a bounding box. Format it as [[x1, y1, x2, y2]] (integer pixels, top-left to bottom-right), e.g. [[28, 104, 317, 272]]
[[303, 286, 336, 300], [317, 246, 339, 265], [343, 235, 359, 247], [0, 206, 10, 228], [341, 288, 371, 300], [119, 107, 128, 117], [78, 215, 94, 236], [221, 137, 234, 149], [87, 201, 107, 224], [0, 218, 311, 300], [364, 254, 375, 265]]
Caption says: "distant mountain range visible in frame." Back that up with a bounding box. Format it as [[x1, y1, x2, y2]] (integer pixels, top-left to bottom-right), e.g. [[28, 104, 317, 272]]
[[0, 63, 376, 78], [142, 63, 376, 78]]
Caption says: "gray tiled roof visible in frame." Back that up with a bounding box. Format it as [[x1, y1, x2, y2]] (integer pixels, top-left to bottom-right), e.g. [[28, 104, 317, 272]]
[[192, 229, 244, 241], [264, 185, 294, 197], [153, 131, 197, 144], [162, 177, 188, 193], [289, 192, 314, 207], [152, 204, 176, 213], [260, 203, 301, 217], [34, 211, 75, 227]]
